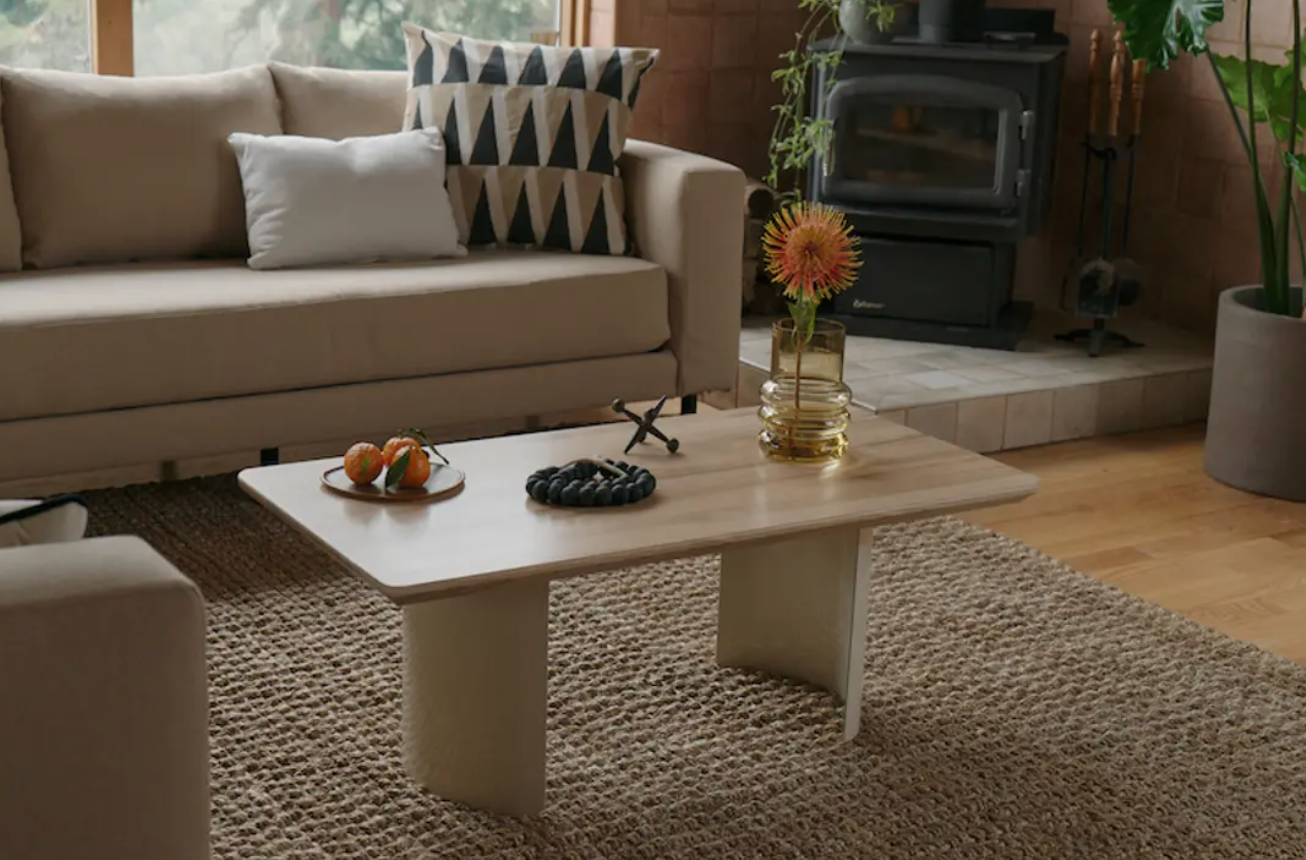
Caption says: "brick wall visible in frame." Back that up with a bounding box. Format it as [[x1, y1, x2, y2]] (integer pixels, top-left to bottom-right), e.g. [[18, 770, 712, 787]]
[[601, 0, 1283, 336], [592, 0, 806, 179]]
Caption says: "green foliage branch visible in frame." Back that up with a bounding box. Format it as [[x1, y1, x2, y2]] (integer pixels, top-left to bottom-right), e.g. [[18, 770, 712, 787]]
[[764, 0, 898, 198], [1109, 0, 1305, 315]]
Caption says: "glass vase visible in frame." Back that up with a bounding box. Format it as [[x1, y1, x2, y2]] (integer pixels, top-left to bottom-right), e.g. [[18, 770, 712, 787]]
[[758, 318, 853, 462]]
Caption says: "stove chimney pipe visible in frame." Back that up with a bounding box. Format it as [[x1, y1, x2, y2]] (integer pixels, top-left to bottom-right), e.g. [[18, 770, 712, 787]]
[[917, 0, 987, 43]]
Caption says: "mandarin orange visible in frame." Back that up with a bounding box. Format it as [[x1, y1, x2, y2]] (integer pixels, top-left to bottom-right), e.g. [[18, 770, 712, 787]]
[[382, 436, 422, 466], [392, 443, 432, 489], [343, 442, 384, 485]]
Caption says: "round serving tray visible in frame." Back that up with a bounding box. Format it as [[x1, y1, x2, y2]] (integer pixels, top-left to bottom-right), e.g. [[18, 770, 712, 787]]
[[321, 464, 465, 503]]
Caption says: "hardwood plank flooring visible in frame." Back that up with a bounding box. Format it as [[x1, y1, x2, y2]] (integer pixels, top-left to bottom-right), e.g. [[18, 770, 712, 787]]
[[964, 424, 1306, 664]]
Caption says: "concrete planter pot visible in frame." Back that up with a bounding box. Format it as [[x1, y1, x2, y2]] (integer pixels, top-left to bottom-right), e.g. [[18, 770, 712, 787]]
[[838, 0, 909, 44], [1204, 285, 1306, 500]]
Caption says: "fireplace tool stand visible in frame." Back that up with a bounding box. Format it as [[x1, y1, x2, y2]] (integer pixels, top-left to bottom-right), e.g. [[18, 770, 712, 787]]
[[1056, 30, 1146, 357]]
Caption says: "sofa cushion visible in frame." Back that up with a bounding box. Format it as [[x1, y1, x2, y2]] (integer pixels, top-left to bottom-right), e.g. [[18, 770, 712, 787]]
[[0, 66, 282, 269], [229, 128, 465, 269], [0, 252, 670, 422], [269, 63, 408, 139], [0, 86, 20, 273], [0, 496, 88, 549], [402, 26, 658, 256]]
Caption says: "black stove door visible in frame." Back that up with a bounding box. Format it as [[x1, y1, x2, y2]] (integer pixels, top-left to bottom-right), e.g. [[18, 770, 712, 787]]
[[818, 75, 1026, 209]]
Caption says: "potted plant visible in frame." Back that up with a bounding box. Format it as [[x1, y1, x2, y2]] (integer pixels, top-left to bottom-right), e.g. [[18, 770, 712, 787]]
[[766, 0, 898, 193], [838, 0, 907, 45], [1108, 0, 1306, 499], [757, 0, 893, 462], [758, 202, 861, 461]]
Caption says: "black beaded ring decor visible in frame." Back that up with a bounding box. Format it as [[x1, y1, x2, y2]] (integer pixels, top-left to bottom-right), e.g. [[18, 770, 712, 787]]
[[526, 458, 657, 507]]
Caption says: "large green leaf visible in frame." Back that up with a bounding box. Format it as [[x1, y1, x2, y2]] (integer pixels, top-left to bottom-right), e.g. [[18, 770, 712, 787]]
[[1211, 52, 1306, 143], [1213, 54, 1279, 125], [1108, 0, 1224, 69], [384, 449, 411, 492], [1285, 151, 1306, 191]]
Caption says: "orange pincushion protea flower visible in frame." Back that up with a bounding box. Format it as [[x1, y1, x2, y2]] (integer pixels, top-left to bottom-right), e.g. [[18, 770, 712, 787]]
[[762, 202, 860, 304]]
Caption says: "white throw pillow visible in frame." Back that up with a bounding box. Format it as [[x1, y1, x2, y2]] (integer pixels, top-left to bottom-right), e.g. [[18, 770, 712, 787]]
[[228, 128, 466, 270], [0, 496, 88, 549]]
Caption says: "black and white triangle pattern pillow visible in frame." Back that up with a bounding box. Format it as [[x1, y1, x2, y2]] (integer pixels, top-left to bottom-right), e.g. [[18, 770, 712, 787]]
[[0, 495, 87, 549], [402, 25, 658, 255]]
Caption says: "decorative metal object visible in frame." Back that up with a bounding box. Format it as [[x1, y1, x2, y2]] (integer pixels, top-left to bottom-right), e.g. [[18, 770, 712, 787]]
[[1057, 29, 1147, 357], [611, 397, 681, 454]]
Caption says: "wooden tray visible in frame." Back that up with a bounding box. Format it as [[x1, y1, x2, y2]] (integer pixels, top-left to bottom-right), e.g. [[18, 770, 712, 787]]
[[321, 464, 465, 503]]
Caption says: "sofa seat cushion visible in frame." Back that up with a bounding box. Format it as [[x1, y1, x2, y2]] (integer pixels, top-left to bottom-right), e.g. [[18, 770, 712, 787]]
[[0, 251, 669, 422]]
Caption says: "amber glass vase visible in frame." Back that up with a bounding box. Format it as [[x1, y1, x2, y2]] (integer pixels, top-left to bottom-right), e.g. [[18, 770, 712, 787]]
[[758, 318, 853, 462]]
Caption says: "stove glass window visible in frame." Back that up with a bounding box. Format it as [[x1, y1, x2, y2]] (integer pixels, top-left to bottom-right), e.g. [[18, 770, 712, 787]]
[[835, 97, 1001, 190]]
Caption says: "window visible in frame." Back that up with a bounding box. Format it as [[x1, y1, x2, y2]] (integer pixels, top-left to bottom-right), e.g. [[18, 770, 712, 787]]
[[0, 0, 93, 72], [133, 0, 560, 76]]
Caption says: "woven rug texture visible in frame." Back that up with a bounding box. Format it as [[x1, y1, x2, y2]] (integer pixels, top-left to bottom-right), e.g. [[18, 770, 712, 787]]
[[86, 476, 1306, 860]]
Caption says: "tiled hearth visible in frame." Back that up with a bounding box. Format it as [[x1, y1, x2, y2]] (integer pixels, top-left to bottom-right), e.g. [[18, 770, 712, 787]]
[[719, 313, 1214, 453]]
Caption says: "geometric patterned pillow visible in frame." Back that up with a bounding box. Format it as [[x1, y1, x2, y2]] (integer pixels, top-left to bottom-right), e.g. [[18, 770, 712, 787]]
[[0, 495, 87, 549], [401, 24, 658, 255]]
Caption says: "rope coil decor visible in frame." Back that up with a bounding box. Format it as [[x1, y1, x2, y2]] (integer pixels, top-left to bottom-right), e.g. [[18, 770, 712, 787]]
[[525, 458, 657, 507]]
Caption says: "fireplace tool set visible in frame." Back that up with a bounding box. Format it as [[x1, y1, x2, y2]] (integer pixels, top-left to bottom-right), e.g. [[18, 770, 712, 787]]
[[1057, 29, 1147, 357]]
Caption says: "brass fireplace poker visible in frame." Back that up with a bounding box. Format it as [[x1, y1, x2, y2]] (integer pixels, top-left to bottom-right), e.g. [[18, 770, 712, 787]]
[[1057, 28, 1148, 357]]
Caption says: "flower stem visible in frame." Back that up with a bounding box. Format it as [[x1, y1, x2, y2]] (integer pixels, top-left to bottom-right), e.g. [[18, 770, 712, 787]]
[[794, 331, 805, 413], [792, 331, 804, 451]]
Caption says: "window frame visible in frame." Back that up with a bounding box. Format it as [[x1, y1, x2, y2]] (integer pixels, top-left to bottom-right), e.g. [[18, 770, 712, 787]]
[[88, 0, 585, 77], [91, 0, 133, 75]]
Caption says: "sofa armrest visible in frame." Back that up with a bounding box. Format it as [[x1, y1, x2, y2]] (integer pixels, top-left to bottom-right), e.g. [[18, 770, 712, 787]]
[[621, 140, 745, 395], [0, 536, 209, 860]]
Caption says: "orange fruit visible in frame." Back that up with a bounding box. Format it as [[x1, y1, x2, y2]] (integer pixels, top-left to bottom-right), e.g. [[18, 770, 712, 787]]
[[343, 442, 384, 485], [382, 436, 422, 466], [392, 443, 432, 489]]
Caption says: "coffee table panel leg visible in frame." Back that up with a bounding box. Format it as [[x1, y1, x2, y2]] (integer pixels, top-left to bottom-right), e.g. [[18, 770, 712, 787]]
[[717, 528, 872, 740], [401, 579, 549, 817]]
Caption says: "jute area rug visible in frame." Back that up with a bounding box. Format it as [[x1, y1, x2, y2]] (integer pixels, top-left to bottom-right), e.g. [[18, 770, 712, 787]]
[[86, 476, 1306, 860]]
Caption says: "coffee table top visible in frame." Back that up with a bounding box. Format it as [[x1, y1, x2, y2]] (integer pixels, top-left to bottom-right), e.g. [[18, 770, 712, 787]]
[[239, 409, 1038, 603]]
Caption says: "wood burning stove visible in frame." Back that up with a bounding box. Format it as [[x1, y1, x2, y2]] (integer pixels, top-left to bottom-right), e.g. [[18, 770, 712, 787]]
[[811, 8, 1067, 349]]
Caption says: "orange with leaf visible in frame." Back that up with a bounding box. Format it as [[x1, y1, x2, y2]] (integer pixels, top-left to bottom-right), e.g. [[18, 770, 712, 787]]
[[341, 427, 451, 491], [382, 435, 422, 466], [387, 443, 432, 489]]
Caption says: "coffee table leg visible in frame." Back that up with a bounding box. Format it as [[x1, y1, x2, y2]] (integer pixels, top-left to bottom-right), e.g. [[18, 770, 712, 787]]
[[401, 579, 549, 817], [717, 527, 872, 740]]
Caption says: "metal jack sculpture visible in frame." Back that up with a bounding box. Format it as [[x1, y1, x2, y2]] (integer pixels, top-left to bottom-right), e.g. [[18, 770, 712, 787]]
[[611, 397, 681, 455]]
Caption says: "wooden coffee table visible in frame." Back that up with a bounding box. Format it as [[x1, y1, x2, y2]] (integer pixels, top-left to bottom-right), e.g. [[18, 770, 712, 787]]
[[239, 408, 1037, 817]]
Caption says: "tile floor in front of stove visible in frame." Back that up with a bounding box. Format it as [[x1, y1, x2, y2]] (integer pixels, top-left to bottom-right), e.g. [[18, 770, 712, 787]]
[[731, 311, 1215, 454]]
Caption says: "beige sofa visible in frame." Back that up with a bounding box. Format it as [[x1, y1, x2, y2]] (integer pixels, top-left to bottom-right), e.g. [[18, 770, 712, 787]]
[[0, 64, 745, 484]]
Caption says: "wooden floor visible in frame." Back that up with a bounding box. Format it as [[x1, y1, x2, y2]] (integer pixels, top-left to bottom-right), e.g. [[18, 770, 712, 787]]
[[963, 424, 1306, 664]]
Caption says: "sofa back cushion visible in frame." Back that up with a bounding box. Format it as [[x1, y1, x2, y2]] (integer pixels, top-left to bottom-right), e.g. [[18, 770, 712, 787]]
[[269, 63, 407, 139], [1, 66, 282, 269], [0, 86, 21, 273]]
